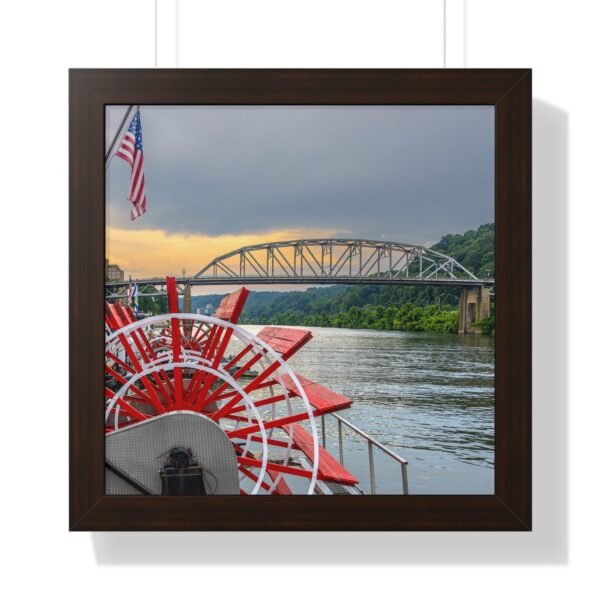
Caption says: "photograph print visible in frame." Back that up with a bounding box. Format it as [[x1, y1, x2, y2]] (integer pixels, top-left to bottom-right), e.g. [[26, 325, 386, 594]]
[[104, 104, 495, 496]]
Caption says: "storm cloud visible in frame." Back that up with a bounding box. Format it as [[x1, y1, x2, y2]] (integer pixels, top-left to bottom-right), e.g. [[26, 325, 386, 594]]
[[106, 105, 493, 246]]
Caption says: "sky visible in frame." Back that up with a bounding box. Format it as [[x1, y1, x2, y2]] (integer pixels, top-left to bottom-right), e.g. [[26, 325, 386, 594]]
[[106, 105, 494, 280]]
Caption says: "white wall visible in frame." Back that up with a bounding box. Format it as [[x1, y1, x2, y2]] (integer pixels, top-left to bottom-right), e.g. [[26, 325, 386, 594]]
[[1, 0, 596, 597]]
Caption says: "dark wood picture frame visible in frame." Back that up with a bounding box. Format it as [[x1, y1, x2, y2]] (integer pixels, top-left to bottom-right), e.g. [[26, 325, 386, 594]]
[[70, 69, 531, 531]]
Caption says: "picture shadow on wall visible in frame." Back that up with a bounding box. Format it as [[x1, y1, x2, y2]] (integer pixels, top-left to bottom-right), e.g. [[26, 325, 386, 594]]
[[91, 100, 568, 565]]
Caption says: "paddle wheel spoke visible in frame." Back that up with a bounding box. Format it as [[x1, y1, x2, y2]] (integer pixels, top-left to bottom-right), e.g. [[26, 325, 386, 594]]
[[106, 351, 136, 375], [238, 456, 316, 480], [238, 465, 276, 493], [227, 411, 311, 439]]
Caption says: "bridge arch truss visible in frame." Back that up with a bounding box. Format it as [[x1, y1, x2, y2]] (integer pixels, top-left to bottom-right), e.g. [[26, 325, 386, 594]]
[[105, 239, 493, 299], [194, 239, 482, 284]]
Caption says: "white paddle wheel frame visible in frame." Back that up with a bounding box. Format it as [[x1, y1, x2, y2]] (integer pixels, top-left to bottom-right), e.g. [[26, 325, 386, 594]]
[[105, 313, 320, 495]]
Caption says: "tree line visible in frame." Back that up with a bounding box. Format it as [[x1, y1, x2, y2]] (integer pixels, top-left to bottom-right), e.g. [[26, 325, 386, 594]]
[[249, 303, 459, 333]]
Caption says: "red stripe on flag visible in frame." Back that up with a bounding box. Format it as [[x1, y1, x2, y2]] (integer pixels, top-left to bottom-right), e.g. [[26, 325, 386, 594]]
[[115, 150, 133, 166], [115, 110, 148, 221]]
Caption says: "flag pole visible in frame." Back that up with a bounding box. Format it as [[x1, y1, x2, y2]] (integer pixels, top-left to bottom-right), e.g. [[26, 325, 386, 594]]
[[105, 105, 136, 169]]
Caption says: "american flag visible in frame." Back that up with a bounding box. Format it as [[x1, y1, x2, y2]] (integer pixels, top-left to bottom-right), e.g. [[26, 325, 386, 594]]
[[115, 108, 147, 220], [127, 276, 139, 315]]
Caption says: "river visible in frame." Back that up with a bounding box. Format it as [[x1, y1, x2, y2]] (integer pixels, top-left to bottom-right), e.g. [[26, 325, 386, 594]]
[[245, 325, 495, 495]]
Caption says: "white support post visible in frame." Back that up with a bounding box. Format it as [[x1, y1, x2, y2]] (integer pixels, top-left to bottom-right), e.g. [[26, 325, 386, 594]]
[[155, 0, 180, 68], [444, 0, 467, 68]]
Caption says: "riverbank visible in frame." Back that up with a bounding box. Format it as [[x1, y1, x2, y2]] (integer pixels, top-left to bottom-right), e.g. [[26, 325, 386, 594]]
[[241, 302, 495, 334]]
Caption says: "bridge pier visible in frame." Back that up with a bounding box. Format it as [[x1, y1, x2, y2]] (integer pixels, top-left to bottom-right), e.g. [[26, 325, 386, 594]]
[[458, 287, 491, 334]]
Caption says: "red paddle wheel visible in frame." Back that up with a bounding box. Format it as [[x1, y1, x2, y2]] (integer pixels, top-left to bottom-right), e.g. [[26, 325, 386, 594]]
[[104, 277, 359, 495]]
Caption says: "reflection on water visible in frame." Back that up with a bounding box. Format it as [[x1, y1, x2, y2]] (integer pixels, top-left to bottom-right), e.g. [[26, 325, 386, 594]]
[[246, 325, 495, 495]]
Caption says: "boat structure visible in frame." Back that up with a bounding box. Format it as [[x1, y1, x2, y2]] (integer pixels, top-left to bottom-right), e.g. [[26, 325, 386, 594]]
[[105, 276, 409, 495]]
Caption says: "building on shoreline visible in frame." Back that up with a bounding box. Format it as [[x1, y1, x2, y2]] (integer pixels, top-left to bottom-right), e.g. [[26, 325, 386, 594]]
[[105, 258, 124, 282]]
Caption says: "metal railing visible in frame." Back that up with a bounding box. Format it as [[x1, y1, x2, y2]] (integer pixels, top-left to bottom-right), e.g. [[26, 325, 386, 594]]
[[321, 413, 409, 495]]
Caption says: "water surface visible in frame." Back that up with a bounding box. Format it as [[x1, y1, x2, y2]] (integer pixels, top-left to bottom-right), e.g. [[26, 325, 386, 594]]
[[246, 325, 495, 494]]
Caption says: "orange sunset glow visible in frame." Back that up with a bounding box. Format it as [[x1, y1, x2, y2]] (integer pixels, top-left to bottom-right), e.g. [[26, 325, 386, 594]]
[[106, 226, 340, 279]]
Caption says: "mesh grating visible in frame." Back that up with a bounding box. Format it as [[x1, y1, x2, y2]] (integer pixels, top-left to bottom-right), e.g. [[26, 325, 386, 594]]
[[105, 411, 240, 495]]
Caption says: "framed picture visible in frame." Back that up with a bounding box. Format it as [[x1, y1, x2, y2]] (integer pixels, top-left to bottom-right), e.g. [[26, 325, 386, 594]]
[[70, 69, 531, 530]]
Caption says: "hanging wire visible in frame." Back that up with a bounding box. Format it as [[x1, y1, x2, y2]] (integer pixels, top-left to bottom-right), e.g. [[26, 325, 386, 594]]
[[154, 0, 180, 68], [443, 0, 447, 68], [175, 0, 180, 68], [154, 0, 158, 68]]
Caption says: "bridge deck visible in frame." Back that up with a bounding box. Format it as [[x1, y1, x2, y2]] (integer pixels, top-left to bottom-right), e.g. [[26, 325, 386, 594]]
[[106, 276, 493, 297]]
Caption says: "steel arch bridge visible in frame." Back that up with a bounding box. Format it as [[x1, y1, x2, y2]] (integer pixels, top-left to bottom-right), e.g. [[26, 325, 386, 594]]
[[105, 239, 493, 299]]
